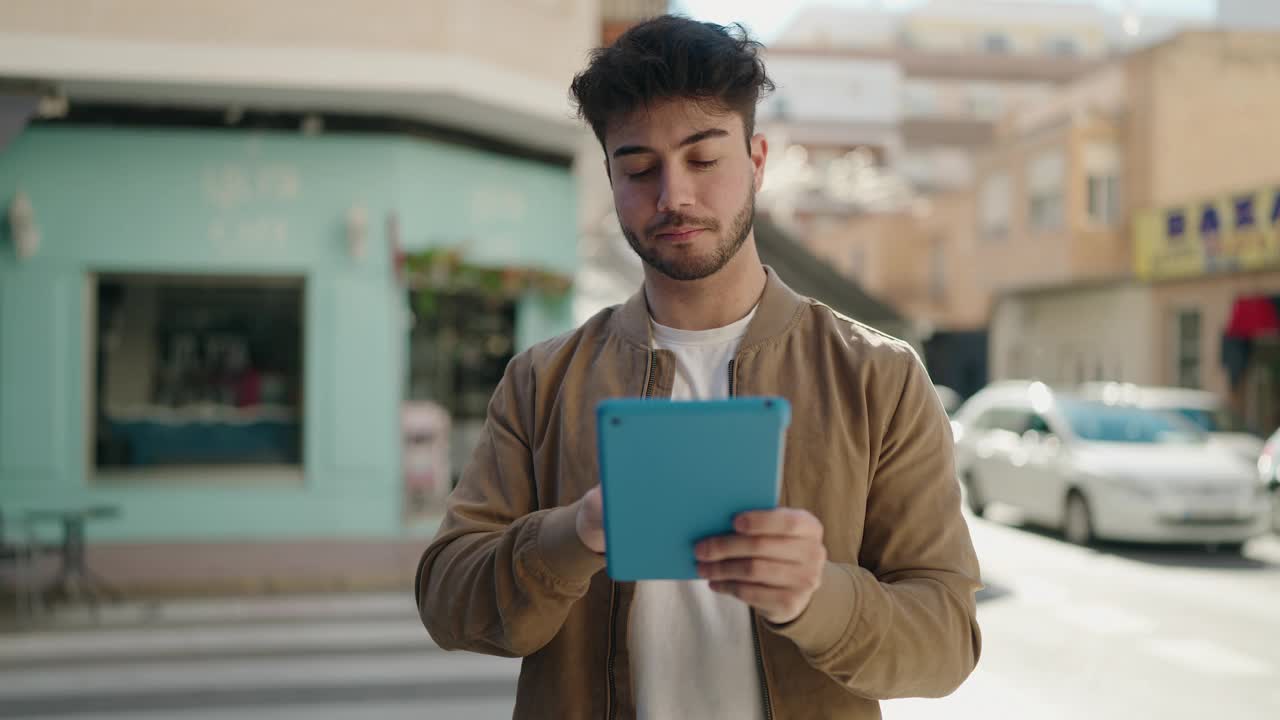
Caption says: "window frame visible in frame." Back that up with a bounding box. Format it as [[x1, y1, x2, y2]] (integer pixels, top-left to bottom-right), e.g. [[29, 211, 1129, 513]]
[[1027, 149, 1066, 233], [980, 171, 1013, 241]]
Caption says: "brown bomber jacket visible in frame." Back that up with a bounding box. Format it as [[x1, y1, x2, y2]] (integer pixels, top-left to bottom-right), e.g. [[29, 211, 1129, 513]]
[[416, 267, 983, 719]]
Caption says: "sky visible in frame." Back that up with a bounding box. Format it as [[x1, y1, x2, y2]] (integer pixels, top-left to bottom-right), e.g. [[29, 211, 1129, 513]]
[[672, 0, 1219, 42]]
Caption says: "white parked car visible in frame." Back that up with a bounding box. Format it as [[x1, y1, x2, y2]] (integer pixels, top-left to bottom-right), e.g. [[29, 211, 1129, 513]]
[[953, 381, 1270, 549], [1077, 383, 1265, 466], [1257, 428, 1280, 533]]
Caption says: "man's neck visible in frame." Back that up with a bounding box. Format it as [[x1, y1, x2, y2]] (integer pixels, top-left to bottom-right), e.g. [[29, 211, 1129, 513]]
[[643, 238, 767, 331]]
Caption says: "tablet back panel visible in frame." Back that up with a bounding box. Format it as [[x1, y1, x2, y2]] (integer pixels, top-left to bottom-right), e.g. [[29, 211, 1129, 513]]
[[596, 397, 791, 581]]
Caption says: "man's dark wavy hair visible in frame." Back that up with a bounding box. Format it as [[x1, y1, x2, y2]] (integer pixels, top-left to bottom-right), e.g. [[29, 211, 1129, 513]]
[[569, 15, 774, 152]]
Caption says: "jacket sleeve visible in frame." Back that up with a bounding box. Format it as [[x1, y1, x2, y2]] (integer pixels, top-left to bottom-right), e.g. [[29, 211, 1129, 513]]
[[768, 350, 983, 699], [414, 351, 606, 657]]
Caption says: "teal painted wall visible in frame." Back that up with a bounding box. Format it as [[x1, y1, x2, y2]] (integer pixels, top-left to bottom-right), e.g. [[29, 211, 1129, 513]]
[[0, 125, 576, 542]]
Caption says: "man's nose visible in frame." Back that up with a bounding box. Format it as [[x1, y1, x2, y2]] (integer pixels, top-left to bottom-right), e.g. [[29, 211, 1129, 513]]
[[656, 166, 696, 214]]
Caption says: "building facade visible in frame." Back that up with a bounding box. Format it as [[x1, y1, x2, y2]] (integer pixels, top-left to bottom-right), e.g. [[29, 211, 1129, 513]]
[[984, 31, 1280, 433], [0, 0, 593, 591]]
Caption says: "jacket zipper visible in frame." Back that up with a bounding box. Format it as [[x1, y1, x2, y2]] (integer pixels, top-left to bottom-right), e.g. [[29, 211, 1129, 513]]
[[606, 582, 619, 720], [644, 349, 658, 399], [606, 348, 659, 719], [730, 357, 775, 720], [752, 614, 776, 720]]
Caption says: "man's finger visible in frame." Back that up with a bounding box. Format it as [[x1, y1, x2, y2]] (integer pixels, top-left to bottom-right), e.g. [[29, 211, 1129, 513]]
[[733, 508, 823, 538], [695, 535, 815, 564], [707, 581, 804, 621], [697, 558, 810, 588]]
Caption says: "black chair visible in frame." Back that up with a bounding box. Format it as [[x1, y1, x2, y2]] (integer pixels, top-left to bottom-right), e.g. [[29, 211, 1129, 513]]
[[0, 509, 38, 621]]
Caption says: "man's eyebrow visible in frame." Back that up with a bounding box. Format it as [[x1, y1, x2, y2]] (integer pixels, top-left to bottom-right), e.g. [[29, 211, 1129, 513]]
[[611, 128, 731, 159]]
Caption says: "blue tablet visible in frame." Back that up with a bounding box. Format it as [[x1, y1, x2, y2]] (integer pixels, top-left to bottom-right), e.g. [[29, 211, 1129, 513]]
[[596, 397, 791, 581]]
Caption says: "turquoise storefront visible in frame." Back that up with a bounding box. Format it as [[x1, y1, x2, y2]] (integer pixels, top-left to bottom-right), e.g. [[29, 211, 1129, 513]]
[[0, 125, 576, 588]]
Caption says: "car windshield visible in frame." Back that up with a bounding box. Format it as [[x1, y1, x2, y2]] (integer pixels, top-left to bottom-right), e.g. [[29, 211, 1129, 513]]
[[1167, 407, 1220, 432], [1166, 406, 1250, 434], [1057, 399, 1208, 444]]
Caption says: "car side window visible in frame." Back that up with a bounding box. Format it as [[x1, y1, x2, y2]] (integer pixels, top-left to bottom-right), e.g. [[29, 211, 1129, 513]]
[[972, 409, 1000, 430], [997, 409, 1032, 434]]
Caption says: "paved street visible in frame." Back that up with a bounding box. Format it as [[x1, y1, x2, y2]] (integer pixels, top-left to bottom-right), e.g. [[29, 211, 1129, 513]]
[[891, 511, 1280, 720], [2, 516, 1278, 719]]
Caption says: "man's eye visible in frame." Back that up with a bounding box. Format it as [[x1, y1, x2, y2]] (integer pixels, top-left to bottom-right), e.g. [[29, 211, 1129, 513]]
[[691, 159, 719, 170], [625, 167, 656, 179]]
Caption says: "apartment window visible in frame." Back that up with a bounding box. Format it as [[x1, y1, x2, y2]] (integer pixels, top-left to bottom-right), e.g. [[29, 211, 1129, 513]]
[[981, 172, 1012, 240], [929, 236, 947, 303], [1085, 143, 1122, 226], [1028, 150, 1065, 232], [1045, 36, 1078, 57], [968, 85, 1004, 119], [93, 275, 304, 473], [1087, 175, 1122, 226], [1175, 309, 1202, 389], [903, 82, 940, 117], [983, 33, 1011, 54]]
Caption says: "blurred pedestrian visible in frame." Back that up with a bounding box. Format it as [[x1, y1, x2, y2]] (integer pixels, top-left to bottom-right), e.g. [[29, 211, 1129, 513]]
[[416, 15, 981, 719]]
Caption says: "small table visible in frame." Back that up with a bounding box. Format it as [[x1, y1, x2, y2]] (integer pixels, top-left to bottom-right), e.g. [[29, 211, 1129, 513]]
[[24, 506, 122, 611]]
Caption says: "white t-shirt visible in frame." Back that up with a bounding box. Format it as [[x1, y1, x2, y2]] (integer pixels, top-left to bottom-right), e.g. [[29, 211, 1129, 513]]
[[629, 308, 765, 720]]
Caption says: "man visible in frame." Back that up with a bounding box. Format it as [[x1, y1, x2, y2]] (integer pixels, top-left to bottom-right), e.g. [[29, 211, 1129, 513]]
[[416, 15, 981, 719]]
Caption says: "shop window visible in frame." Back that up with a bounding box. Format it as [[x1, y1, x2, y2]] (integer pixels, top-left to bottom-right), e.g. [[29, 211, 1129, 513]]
[[1175, 309, 1202, 389], [93, 275, 304, 473], [407, 290, 517, 422]]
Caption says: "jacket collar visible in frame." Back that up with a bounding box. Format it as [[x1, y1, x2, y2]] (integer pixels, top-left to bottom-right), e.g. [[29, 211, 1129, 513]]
[[615, 265, 806, 352]]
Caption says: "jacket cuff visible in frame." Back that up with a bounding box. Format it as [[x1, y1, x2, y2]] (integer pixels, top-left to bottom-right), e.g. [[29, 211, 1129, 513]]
[[767, 562, 859, 658], [535, 503, 607, 586]]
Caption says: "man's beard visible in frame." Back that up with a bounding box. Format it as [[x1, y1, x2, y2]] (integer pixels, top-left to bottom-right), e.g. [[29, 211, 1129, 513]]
[[621, 190, 755, 282]]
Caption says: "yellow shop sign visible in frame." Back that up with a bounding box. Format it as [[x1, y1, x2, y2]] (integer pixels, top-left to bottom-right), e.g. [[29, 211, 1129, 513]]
[[1135, 186, 1280, 280]]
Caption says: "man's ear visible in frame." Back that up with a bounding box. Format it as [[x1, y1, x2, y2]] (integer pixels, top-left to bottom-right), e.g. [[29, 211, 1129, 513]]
[[749, 133, 769, 193]]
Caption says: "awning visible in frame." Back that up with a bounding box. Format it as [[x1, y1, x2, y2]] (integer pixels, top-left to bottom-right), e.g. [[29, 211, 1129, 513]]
[[1222, 294, 1280, 387], [1225, 295, 1280, 338]]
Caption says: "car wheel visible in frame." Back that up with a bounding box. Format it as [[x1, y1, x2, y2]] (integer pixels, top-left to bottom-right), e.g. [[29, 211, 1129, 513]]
[[1063, 491, 1094, 547], [962, 472, 987, 517]]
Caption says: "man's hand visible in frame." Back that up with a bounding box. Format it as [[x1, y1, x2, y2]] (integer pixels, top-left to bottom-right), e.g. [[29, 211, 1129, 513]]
[[695, 508, 827, 624], [575, 486, 606, 554]]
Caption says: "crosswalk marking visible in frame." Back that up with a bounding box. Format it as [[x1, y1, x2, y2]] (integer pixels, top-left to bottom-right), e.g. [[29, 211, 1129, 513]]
[[0, 620, 429, 663], [18, 698, 520, 720], [1056, 603, 1157, 637], [0, 652, 519, 701], [1145, 638, 1275, 679]]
